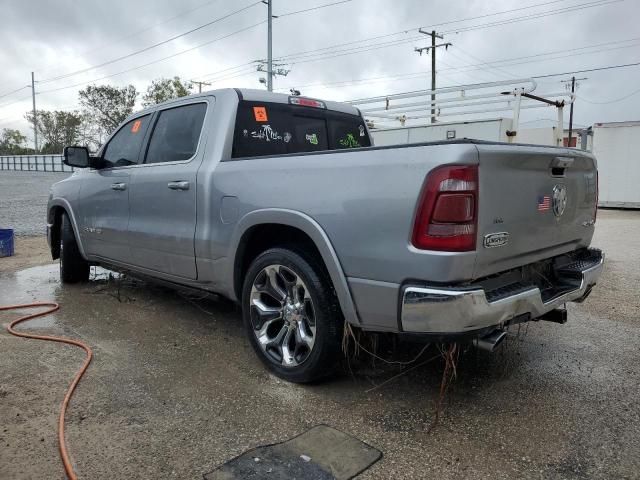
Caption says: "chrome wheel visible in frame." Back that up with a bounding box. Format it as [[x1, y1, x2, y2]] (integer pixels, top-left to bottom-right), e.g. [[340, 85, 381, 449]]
[[249, 264, 316, 367]]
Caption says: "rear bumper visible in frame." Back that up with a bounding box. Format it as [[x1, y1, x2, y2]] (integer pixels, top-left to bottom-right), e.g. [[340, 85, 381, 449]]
[[400, 248, 604, 334]]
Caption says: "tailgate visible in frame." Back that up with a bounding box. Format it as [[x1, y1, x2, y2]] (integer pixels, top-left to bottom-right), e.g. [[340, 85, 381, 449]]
[[474, 144, 598, 278]]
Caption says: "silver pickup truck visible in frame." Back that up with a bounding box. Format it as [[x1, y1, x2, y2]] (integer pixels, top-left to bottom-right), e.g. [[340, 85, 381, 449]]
[[49, 88, 603, 382]]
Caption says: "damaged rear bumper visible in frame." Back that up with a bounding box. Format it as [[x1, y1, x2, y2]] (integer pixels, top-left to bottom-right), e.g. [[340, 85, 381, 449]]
[[400, 248, 604, 334]]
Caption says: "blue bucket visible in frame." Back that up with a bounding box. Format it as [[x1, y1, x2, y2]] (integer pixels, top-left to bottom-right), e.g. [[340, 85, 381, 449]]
[[0, 228, 15, 257]]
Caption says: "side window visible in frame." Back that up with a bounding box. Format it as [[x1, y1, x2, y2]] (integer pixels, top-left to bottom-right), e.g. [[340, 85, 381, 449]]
[[329, 115, 371, 150], [145, 103, 207, 164], [292, 116, 328, 152], [232, 104, 290, 158], [231, 101, 370, 158], [102, 115, 151, 167]]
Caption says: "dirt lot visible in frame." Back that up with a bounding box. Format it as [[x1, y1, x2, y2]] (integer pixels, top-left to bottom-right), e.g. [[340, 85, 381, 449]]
[[1, 236, 53, 272], [1, 209, 639, 479]]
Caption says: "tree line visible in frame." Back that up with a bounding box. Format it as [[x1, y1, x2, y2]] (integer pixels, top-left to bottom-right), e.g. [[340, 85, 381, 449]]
[[0, 77, 194, 155]]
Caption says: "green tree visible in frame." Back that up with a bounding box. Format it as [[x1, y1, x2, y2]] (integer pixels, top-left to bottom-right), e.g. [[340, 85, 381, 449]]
[[24, 110, 83, 154], [142, 77, 193, 107], [0, 128, 30, 155], [78, 84, 137, 136]]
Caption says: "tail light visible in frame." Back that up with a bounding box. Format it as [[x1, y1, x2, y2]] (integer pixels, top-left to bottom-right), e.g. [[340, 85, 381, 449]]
[[412, 164, 478, 251]]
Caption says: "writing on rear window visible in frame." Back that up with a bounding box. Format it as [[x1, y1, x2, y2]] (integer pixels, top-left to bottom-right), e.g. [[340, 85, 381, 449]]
[[232, 101, 370, 158]]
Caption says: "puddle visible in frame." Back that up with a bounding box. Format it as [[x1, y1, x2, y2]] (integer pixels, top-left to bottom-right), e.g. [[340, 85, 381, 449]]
[[0, 263, 116, 329]]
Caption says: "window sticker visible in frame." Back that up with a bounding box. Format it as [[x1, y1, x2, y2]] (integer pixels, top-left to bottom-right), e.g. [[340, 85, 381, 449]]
[[251, 124, 282, 142], [359, 125, 365, 137], [131, 120, 142, 133], [253, 106, 268, 122], [338, 133, 361, 148], [283, 132, 292, 143], [305, 133, 319, 145]]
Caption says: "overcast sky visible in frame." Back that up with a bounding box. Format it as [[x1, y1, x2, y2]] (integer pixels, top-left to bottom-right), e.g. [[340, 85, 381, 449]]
[[1, 0, 639, 142]]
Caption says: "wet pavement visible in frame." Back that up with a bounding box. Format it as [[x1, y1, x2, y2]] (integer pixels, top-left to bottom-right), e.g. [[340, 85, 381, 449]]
[[0, 171, 69, 235], [0, 209, 639, 479]]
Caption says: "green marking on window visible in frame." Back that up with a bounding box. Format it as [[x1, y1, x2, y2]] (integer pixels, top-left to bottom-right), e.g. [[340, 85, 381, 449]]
[[338, 133, 361, 148]]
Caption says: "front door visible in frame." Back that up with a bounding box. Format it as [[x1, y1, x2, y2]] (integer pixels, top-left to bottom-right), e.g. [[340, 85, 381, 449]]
[[127, 101, 209, 279], [79, 169, 131, 262], [78, 113, 153, 263]]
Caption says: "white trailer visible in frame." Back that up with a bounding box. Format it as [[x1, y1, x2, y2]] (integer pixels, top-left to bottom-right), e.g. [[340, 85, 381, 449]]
[[592, 121, 640, 208]]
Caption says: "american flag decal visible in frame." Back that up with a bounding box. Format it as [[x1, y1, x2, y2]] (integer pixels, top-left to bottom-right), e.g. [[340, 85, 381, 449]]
[[537, 195, 551, 211]]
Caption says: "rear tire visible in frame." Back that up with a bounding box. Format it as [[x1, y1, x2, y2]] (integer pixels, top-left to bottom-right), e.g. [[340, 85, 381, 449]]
[[60, 213, 89, 284], [242, 247, 343, 383]]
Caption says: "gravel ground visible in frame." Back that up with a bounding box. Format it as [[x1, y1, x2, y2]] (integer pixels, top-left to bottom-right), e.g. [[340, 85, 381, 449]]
[[0, 209, 639, 479], [0, 171, 70, 235]]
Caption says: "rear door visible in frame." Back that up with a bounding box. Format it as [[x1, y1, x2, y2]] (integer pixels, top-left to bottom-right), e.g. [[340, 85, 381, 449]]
[[474, 144, 598, 278], [79, 114, 152, 263], [127, 100, 209, 279]]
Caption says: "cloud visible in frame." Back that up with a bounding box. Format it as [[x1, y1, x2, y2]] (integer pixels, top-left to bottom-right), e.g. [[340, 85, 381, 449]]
[[1, 0, 639, 139]]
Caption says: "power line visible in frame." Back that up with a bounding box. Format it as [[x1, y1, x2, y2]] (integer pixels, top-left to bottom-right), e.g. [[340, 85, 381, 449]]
[[38, 22, 265, 94], [194, 62, 259, 81], [441, 52, 501, 83], [284, 35, 640, 91], [274, 0, 594, 63], [30, 0, 610, 97], [278, 36, 640, 94], [277, 0, 355, 17], [0, 86, 30, 100], [344, 61, 640, 101], [577, 87, 640, 104], [532, 61, 640, 78], [36, 0, 224, 77], [38, 1, 263, 84], [290, 36, 423, 64], [449, 49, 517, 79], [35, 0, 354, 90], [271, 0, 618, 69], [0, 95, 32, 110], [440, 0, 621, 35]]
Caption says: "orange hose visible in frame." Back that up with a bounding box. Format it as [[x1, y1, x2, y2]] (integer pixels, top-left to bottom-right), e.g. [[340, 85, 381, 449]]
[[2, 302, 92, 480]]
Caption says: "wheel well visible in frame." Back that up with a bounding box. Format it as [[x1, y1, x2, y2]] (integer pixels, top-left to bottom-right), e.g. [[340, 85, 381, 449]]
[[49, 206, 65, 260], [234, 223, 328, 301]]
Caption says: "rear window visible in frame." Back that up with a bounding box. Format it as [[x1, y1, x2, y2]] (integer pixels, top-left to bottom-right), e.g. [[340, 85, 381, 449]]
[[232, 100, 370, 158]]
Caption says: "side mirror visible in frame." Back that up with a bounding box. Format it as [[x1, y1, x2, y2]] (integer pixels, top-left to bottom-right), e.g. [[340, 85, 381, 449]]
[[63, 146, 91, 168]]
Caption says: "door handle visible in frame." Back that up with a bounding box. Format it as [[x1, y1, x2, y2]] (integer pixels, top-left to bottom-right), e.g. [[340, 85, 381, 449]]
[[111, 182, 127, 191], [167, 181, 190, 191]]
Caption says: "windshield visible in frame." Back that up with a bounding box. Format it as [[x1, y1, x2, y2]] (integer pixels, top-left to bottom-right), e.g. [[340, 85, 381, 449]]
[[232, 100, 371, 158]]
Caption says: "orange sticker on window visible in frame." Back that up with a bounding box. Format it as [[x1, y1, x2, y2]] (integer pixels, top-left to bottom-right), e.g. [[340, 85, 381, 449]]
[[131, 120, 142, 133], [253, 106, 268, 122]]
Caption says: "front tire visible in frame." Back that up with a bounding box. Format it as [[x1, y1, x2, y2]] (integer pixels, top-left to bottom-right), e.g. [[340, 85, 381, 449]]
[[60, 213, 89, 283], [242, 247, 343, 383]]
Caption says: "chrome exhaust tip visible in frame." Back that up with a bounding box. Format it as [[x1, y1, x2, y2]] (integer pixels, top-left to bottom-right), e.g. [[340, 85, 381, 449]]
[[473, 329, 507, 353]]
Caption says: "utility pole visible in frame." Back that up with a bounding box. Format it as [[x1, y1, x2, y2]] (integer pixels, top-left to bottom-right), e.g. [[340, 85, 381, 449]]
[[256, 2, 291, 90], [561, 76, 587, 147], [262, 0, 274, 91], [191, 80, 211, 93], [415, 29, 451, 123], [30, 71, 38, 153]]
